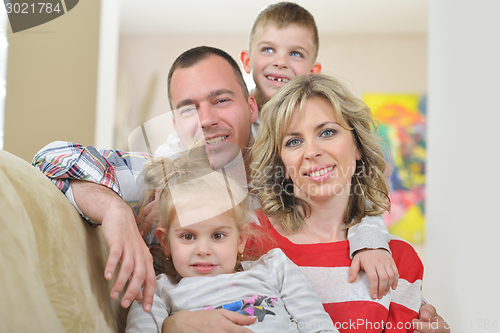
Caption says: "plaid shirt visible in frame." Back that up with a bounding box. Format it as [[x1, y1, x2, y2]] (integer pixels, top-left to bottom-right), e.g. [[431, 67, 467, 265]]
[[32, 141, 151, 213], [32, 141, 168, 273]]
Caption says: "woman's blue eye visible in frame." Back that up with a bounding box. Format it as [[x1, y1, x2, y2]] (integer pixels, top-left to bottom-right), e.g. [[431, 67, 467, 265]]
[[286, 138, 302, 147], [320, 129, 337, 138]]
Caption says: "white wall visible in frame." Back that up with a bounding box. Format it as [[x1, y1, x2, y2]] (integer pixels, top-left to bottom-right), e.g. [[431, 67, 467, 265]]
[[426, 1, 500, 331], [0, 13, 8, 150], [3, 0, 102, 161], [94, 0, 120, 149]]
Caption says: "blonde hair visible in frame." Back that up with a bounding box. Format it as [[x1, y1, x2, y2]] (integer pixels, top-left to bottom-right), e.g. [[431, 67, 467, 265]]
[[249, 2, 319, 60], [251, 74, 391, 232], [140, 145, 267, 277]]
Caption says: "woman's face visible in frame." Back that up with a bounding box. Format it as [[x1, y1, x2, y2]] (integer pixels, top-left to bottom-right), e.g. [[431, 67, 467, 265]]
[[279, 97, 361, 203]]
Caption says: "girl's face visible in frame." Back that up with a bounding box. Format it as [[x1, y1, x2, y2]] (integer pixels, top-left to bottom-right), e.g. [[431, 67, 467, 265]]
[[156, 213, 246, 278], [279, 97, 361, 203]]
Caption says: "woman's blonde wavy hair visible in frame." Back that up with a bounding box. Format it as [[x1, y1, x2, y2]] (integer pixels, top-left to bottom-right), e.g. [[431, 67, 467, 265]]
[[251, 74, 391, 233]]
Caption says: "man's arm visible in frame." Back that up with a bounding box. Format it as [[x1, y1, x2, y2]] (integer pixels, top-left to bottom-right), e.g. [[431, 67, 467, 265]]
[[32, 141, 151, 219], [32, 141, 155, 311], [70, 180, 156, 312]]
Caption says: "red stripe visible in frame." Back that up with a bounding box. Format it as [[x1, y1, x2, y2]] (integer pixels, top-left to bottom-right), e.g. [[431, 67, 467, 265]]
[[256, 211, 355, 267], [324, 301, 389, 332], [385, 302, 418, 332], [256, 211, 424, 278], [323, 301, 417, 332], [389, 240, 424, 283]]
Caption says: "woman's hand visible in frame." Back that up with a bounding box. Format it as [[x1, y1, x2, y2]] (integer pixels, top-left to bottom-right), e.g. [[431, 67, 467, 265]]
[[412, 304, 450, 333], [162, 309, 257, 333], [349, 248, 399, 299]]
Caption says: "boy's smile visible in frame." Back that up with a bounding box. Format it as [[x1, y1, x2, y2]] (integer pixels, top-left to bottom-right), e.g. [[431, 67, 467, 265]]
[[241, 24, 321, 101]]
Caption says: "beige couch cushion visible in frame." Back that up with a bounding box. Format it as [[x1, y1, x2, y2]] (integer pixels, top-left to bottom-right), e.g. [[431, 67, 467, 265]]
[[0, 149, 127, 332]]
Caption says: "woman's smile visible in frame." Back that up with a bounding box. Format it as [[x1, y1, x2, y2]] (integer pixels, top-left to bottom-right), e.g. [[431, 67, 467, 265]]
[[280, 97, 361, 201]]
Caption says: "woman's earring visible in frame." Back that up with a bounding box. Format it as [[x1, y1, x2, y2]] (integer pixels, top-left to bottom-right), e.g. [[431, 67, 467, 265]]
[[279, 178, 294, 208], [354, 173, 366, 200], [355, 159, 366, 176], [281, 178, 294, 196], [354, 159, 367, 201]]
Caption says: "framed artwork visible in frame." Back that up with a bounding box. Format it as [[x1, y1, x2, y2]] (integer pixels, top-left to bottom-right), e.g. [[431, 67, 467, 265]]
[[363, 93, 427, 244]]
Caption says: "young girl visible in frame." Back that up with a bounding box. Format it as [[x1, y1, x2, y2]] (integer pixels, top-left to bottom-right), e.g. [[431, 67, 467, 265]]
[[126, 146, 337, 333]]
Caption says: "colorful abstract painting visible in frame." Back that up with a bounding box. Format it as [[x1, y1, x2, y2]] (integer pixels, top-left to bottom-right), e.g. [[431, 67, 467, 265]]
[[363, 93, 426, 244]]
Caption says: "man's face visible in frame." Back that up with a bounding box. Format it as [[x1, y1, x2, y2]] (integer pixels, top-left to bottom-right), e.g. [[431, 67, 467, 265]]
[[170, 55, 258, 169]]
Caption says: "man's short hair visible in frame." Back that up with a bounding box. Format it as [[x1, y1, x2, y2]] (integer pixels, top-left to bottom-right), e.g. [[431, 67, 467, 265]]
[[167, 46, 249, 109], [249, 2, 319, 60]]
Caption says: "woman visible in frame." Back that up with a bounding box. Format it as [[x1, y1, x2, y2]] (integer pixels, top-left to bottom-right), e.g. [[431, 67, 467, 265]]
[[251, 74, 423, 332]]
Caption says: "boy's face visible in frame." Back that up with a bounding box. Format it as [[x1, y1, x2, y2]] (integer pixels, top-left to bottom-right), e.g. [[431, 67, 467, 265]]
[[241, 24, 321, 101]]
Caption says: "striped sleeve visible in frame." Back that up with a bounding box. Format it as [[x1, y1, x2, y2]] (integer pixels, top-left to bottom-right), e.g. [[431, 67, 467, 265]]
[[347, 214, 391, 258], [126, 292, 170, 333]]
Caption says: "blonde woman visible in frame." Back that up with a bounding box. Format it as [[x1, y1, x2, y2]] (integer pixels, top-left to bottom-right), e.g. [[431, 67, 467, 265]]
[[252, 74, 424, 332]]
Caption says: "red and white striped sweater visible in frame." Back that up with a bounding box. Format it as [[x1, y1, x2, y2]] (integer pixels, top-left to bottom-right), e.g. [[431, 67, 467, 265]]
[[256, 211, 423, 333]]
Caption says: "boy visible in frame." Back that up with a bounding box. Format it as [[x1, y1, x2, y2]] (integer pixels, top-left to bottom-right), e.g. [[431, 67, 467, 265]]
[[240, 2, 322, 110], [155, 2, 320, 156]]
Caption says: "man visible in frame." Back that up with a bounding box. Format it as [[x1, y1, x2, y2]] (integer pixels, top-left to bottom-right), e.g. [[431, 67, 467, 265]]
[[34, 46, 260, 315], [34, 46, 448, 332], [168, 47, 258, 173]]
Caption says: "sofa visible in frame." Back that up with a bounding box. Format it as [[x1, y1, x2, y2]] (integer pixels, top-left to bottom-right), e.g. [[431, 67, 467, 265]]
[[0, 149, 128, 332]]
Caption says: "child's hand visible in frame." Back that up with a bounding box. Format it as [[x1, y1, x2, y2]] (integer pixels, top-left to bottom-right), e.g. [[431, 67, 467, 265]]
[[136, 190, 161, 237], [349, 248, 399, 299]]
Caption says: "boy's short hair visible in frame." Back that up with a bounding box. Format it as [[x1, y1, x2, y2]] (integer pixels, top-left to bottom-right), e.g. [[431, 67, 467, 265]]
[[249, 2, 319, 59]]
